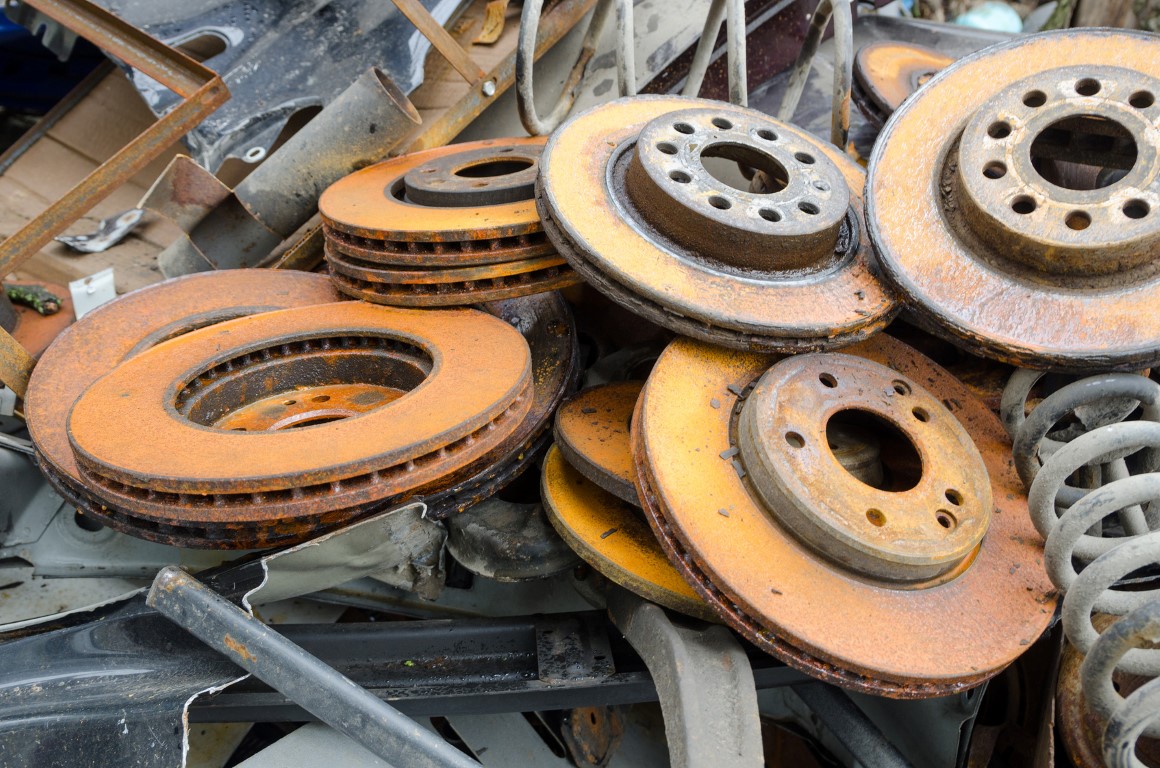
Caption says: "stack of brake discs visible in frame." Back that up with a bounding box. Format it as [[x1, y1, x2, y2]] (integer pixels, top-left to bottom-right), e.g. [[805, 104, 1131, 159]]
[[24, 270, 577, 550], [318, 137, 581, 306]]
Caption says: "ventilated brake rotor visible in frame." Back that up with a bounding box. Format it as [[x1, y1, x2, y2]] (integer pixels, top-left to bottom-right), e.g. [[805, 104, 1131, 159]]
[[868, 30, 1160, 372], [542, 445, 713, 620], [633, 334, 1056, 698], [852, 42, 953, 129], [319, 137, 580, 305], [554, 381, 643, 505], [64, 302, 532, 548], [25, 270, 345, 532], [537, 96, 898, 353]]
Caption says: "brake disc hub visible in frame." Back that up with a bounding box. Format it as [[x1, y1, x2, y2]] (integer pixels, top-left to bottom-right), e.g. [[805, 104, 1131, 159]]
[[868, 30, 1160, 371], [737, 354, 991, 583]]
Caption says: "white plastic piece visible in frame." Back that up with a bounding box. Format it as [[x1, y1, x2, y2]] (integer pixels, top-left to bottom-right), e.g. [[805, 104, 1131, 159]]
[[69, 267, 117, 320]]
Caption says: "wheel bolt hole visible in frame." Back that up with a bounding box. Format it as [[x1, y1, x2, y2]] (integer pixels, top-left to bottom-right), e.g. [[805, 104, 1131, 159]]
[[794, 151, 816, 164], [1075, 78, 1101, 97], [983, 162, 1007, 179], [756, 128, 776, 141], [311, 395, 331, 403], [674, 122, 695, 134], [945, 489, 963, 506], [819, 373, 838, 388], [799, 201, 820, 215], [711, 117, 733, 130], [866, 509, 886, 527], [936, 510, 957, 529], [892, 380, 911, 396], [759, 208, 781, 222], [657, 141, 678, 155], [283, 399, 297, 406], [988, 121, 1012, 139], [912, 407, 930, 422], [669, 170, 692, 183], [1022, 90, 1047, 108], [1124, 199, 1150, 219], [709, 195, 732, 210], [1129, 91, 1155, 109], [1066, 210, 1091, 230], [785, 431, 805, 448], [1011, 196, 1036, 215]]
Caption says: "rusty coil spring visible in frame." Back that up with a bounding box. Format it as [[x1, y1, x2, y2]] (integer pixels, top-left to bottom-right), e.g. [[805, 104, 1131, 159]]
[[1003, 370, 1160, 767]]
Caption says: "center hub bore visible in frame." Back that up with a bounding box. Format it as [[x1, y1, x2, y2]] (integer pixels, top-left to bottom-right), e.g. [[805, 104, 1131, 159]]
[[624, 108, 851, 272], [401, 143, 542, 208], [955, 65, 1160, 277], [737, 353, 992, 582]]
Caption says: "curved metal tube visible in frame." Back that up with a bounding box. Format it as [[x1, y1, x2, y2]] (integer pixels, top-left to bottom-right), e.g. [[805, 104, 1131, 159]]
[[517, 0, 616, 135], [777, 0, 853, 149]]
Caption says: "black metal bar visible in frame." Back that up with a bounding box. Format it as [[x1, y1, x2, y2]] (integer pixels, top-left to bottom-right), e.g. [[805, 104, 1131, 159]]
[[792, 682, 914, 768]]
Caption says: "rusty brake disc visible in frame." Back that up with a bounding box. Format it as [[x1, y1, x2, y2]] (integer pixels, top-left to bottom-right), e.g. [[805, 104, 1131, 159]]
[[867, 29, 1160, 372], [542, 445, 714, 621], [851, 42, 953, 129], [319, 137, 581, 305], [633, 333, 1056, 698], [553, 381, 643, 505], [537, 96, 898, 353], [25, 270, 345, 527], [65, 302, 532, 548]]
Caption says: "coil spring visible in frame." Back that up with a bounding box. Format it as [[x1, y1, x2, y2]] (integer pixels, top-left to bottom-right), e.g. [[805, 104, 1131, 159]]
[[1002, 370, 1160, 768]]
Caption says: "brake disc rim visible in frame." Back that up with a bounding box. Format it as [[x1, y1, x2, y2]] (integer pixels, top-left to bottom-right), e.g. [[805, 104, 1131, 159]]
[[554, 381, 642, 505]]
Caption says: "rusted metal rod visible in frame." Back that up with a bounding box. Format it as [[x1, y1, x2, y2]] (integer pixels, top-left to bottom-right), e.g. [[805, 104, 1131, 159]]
[[389, 0, 487, 84], [147, 567, 480, 768]]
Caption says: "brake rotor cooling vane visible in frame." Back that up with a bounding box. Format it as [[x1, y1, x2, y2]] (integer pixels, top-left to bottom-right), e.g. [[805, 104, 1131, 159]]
[[24, 270, 344, 530], [64, 302, 532, 549], [421, 291, 580, 520], [319, 137, 581, 306], [537, 96, 898, 353], [633, 334, 1057, 698], [542, 446, 714, 621], [868, 30, 1160, 372], [554, 381, 643, 506], [852, 42, 953, 129]]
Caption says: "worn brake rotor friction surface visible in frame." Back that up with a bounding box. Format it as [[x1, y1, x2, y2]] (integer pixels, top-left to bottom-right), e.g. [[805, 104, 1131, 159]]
[[633, 334, 1056, 698], [542, 445, 714, 621], [64, 302, 532, 549], [851, 42, 953, 129], [319, 137, 581, 305], [25, 270, 345, 523], [537, 96, 898, 353], [867, 30, 1160, 372], [554, 381, 643, 505]]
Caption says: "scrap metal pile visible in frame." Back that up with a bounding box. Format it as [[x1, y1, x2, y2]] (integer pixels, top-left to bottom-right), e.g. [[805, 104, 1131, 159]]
[[2, 4, 1160, 767]]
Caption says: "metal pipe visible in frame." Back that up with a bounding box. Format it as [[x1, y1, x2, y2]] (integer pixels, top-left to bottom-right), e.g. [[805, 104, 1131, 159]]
[[776, 0, 853, 149], [681, 0, 727, 98], [792, 683, 914, 768], [147, 566, 480, 768], [517, 0, 615, 135], [615, 0, 636, 97], [725, 0, 747, 106]]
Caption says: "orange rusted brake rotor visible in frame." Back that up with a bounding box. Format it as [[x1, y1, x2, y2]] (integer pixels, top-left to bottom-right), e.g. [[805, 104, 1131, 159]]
[[537, 96, 898, 353], [867, 30, 1160, 372], [64, 302, 532, 548], [633, 333, 1056, 698], [553, 381, 642, 505], [25, 270, 345, 533], [542, 447, 713, 621], [319, 137, 580, 306], [851, 42, 953, 129]]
